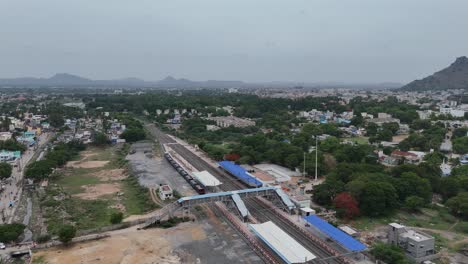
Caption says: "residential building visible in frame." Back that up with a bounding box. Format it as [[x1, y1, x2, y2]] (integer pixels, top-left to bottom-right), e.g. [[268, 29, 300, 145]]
[[207, 116, 255, 128], [0, 150, 21, 162], [0, 132, 13, 141]]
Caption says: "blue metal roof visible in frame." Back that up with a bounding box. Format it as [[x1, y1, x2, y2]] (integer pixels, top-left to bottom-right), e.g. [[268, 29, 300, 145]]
[[177, 186, 276, 203], [304, 215, 367, 252], [218, 161, 262, 187]]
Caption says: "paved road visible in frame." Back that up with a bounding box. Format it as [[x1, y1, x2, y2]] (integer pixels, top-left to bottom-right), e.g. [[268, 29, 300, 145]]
[[0, 133, 51, 224]]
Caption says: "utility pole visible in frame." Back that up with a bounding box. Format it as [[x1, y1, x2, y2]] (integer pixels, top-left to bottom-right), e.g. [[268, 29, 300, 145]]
[[315, 136, 318, 181], [303, 152, 306, 179]]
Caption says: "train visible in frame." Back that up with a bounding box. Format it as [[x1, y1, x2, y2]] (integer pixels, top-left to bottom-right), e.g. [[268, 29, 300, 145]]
[[164, 153, 205, 194]]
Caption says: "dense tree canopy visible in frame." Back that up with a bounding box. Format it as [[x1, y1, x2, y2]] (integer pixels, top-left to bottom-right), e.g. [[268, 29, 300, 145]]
[[0, 162, 13, 179]]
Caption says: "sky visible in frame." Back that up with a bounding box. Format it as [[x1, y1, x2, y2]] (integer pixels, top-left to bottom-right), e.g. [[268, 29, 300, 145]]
[[1, 0, 468, 83]]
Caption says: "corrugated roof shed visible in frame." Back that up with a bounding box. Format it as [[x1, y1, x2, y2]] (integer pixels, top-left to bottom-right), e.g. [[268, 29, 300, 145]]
[[304, 215, 367, 252], [193, 170, 222, 186], [249, 221, 316, 264], [231, 193, 248, 218], [218, 161, 262, 187]]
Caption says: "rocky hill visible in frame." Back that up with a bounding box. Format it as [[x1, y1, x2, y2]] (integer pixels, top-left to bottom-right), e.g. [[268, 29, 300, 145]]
[[401, 56, 468, 91]]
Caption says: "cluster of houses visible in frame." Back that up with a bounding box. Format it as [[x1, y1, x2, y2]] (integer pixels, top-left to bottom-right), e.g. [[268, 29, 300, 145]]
[[57, 118, 126, 144], [298, 109, 354, 125]]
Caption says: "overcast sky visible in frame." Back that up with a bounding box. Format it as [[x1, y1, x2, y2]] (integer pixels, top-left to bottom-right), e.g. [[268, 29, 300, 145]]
[[1, 0, 467, 83]]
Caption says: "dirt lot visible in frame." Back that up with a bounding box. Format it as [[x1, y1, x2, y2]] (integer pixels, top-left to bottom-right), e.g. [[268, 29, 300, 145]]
[[74, 183, 122, 200], [32, 216, 263, 264], [67, 160, 110, 169], [32, 226, 186, 264]]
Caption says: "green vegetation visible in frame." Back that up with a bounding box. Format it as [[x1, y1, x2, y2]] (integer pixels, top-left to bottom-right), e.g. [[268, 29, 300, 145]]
[[25, 141, 85, 181], [154, 217, 191, 229], [0, 139, 26, 152], [58, 224, 76, 244], [453, 136, 468, 154], [31, 256, 48, 264], [370, 242, 412, 264], [0, 162, 12, 179], [40, 144, 154, 234], [117, 115, 146, 142], [122, 176, 157, 215], [93, 132, 110, 146], [399, 123, 446, 151], [110, 212, 124, 224], [41, 189, 118, 234], [0, 223, 26, 242], [446, 192, 468, 219]]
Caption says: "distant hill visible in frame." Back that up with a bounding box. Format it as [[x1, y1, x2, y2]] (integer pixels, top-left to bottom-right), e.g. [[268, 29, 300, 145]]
[[0, 74, 245, 88], [0, 73, 401, 89], [401, 56, 468, 91]]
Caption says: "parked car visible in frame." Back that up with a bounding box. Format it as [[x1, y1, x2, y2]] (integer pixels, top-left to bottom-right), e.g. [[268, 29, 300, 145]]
[[0, 242, 6, 249]]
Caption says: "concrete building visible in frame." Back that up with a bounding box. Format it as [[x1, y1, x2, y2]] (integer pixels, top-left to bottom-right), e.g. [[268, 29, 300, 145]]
[[207, 116, 255, 128], [0, 132, 13, 141], [388, 223, 436, 262], [0, 150, 21, 162], [158, 184, 173, 200]]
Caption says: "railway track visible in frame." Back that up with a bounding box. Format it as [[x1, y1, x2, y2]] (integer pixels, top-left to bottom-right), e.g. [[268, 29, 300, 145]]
[[148, 124, 344, 264]]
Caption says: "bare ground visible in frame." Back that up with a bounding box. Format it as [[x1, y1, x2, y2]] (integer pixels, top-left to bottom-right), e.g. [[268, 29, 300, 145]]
[[74, 183, 122, 200]]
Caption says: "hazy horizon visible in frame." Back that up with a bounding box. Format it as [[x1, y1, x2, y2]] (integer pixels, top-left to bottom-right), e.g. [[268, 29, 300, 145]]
[[1, 0, 467, 83]]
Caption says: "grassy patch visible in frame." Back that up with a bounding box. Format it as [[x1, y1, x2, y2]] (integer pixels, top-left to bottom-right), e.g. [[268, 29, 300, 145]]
[[343, 137, 369, 145], [351, 207, 464, 232], [424, 231, 450, 251], [54, 172, 101, 194], [31, 256, 48, 264], [121, 176, 158, 215], [42, 190, 119, 234], [351, 215, 391, 231]]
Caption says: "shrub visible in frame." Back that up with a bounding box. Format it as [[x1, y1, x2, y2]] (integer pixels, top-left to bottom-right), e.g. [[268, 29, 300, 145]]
[[58, 224, 76, 244], [110, 212, 124, 224]]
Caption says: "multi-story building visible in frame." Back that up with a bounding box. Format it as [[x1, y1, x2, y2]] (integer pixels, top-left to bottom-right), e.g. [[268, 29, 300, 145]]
[[388, 223, 436, 262]]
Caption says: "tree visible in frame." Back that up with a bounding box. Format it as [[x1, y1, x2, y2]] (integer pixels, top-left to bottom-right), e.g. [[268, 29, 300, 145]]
[[0, 162, 12, 179], [366, 123, 379, 137], [394, 172, 432, 203], [120, 128, 146, 142], [24, 160, 54, 180], [371, 242, 411, 264], [382, 122, 400, 135], [58, 224, 76, 244], [423, 151, 445, 166], [110, 212, 124, 224], [453, 137, 468, 154], [446, 192, 468, 219], [359, 182, 398, 216], [320, 136, 340, 153], [48, 112, 64, 128], [333, 192, 360, 219], [93, 132, 109, 146], [439, 177, 461, 200], [312, 178, 345, 205], [0, 223, 25, 242], [405, 196, 425, 212]]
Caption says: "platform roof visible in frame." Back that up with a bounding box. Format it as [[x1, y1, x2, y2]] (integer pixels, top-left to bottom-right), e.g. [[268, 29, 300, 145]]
[[275, 188, 296, 210], [304, 215, 367, 252], [231, 193, 248, 218], [218, 161, 262, 187], [249, 221, 316, 264], [193, 170, 222, 187]]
